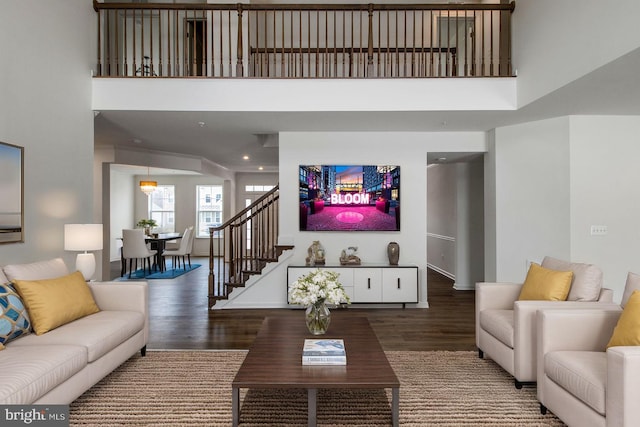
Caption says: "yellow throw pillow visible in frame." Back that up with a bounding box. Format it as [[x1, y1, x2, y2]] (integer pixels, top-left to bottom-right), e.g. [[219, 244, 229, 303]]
[[518, 263, 573, 301], [13, 271, 100, 335], [607, 290, 640, 348]]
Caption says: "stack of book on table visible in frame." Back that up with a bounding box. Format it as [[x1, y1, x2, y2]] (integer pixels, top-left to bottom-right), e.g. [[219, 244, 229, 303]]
[[302, 338, 347, 365]]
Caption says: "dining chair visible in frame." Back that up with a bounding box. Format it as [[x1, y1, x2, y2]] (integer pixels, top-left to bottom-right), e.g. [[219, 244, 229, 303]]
[[163, 226, 193, 270], [122, 229, 157, 278], [185, 226, 195, 268]]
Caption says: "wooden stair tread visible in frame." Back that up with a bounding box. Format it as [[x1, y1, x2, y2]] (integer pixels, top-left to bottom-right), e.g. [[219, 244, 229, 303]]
[[224, 280, 246, 288]]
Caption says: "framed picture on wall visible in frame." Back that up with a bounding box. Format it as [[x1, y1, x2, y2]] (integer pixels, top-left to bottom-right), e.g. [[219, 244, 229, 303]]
[[0, 141, 24, 243], [299, 164, 400, 231]]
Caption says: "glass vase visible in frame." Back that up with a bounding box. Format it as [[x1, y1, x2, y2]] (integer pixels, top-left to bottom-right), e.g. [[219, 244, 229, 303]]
[[305, 300, 331, 335]]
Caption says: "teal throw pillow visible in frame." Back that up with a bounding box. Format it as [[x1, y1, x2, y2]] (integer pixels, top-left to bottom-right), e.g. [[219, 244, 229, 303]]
[[0, 283, 31, 349]]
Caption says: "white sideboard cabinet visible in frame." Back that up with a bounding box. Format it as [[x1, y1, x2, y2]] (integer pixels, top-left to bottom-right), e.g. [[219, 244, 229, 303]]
[[287, 265, 418, 307]]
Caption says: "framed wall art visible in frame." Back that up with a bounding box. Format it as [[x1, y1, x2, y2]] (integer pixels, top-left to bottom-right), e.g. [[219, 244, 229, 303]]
[[0, 142, 24, 243], [299, 164, 400, 232]]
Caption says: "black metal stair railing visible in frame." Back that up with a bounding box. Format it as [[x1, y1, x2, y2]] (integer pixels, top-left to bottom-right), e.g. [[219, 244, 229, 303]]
[[94, 1, 515, 78]]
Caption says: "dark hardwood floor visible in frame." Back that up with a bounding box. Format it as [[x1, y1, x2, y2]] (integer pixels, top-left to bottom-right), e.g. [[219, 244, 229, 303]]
[[110, 257, 476, 351]]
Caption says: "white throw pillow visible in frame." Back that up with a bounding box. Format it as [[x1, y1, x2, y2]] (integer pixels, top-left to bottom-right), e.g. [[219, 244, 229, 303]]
[[621, 272, 640, 308], [541, 256, 603, 302], [3, 258, 69, 282]]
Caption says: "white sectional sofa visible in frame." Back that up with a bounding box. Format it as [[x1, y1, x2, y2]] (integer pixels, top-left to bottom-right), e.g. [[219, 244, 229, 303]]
[[0, 258, 148, 404]]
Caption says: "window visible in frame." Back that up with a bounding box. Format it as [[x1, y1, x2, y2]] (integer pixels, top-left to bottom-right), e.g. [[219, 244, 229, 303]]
[[149, 185, 175, 232], [242, 184, 274, 248], [245, 185, 274, 192], [197, 185, 223, 237]]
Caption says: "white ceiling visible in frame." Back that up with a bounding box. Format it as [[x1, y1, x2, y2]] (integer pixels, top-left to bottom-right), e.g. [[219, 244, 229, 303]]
[[94, 47, 640, 174]]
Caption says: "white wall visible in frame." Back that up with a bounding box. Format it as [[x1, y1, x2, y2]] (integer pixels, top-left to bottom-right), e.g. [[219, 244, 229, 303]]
[[426, 164, 457, 278], [490, 115, 640, 300], [0, 1, 95, 269], [109, 169, 135, 261], [278, 131, 487, 307], [513, 0, 640, 107], [219, 131, 487, 309], [455, 160, 484, 290], [490, 117, 571, 282], [235, 172, 279, 207], [484, 131, 498, 281], [569, 116, 640, 301], [93, 77, 516, 113], [467, 159, 485, 285]]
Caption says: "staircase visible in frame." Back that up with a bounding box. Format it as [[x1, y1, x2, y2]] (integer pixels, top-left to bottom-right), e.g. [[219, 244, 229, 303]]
[[207, 185, 292, 309]]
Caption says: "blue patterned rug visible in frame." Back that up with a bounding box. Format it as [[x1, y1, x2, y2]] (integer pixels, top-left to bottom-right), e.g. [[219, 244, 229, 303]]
[[117, 264, 201, 280]]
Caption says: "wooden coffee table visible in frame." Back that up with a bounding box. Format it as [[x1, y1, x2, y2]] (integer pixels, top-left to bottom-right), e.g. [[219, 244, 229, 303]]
[[232, 314, 400, 426]]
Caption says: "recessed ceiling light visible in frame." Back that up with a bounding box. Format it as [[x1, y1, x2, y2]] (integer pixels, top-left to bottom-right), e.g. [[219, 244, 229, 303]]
[[197, 121, 205, 128], [243, 155, 250, 160], [437, 157, 447, 162], [258, 166, 264, 171]]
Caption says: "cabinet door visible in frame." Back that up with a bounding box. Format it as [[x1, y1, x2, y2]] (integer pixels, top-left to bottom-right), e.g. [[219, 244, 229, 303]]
[[382, 268, 418, 303], [333, 268, 354, 302], [353, 268, 382, 302]]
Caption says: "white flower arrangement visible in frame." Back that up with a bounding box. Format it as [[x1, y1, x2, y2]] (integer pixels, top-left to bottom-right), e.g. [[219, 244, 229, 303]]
[[288, 269, 351, 306]]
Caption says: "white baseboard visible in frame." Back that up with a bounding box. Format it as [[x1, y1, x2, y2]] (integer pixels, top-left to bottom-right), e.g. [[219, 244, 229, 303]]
[[453, 282, 475, 291]]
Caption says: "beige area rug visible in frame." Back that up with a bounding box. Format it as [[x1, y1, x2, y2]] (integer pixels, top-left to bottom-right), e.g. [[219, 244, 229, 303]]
[[69, 350, 565, 426]]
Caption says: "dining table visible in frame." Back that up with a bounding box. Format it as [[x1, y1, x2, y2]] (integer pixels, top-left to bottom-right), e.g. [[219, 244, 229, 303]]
[[120, 232, 182, 276]]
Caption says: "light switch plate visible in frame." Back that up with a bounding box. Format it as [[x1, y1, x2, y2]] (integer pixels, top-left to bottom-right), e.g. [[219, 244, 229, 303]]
[[590, 225, 607, 235]]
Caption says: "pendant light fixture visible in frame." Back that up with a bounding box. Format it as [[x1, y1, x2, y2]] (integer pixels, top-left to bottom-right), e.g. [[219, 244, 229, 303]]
[[139, 166, 157, 196]]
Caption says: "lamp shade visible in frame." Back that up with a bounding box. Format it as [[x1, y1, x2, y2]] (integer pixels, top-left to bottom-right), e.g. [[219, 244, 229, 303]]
[[64, 224, 103, 251], [140, 180, 157, 195]]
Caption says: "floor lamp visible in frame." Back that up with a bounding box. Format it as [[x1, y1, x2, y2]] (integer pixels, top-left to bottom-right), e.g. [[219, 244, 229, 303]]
[[64, 224, 103, 280]]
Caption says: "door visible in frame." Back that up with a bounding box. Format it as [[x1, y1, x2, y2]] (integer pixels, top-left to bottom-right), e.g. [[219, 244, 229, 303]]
[[436, 16, 475, 76], [242, 185, 275, 252], [186, 19, 207, 76]]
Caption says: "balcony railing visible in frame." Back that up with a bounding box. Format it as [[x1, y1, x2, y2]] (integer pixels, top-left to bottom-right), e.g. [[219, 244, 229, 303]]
[[94, 1, 514, 78]]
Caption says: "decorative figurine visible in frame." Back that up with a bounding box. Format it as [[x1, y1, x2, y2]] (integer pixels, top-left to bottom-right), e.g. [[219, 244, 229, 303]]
[[339, 246, 361, 265], [306, 240, 325, 266]]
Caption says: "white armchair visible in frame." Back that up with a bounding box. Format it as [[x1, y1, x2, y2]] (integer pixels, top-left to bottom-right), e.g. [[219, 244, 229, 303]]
[[536, 308, 640, 426], [536, 272, 640, 426], [476, 257, 615, 388]]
